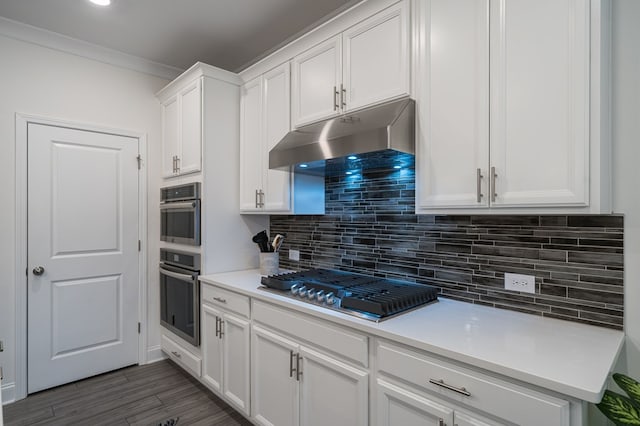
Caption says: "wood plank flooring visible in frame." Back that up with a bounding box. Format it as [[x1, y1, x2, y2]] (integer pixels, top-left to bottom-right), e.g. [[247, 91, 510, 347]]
[[3, 360, 253, 426]]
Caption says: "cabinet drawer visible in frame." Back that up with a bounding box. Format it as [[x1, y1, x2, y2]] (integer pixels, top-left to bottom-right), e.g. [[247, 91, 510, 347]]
[[376, 341, 570, 426], [201, 283, 250, 318], [253, 300, 368, 368], [161, 334, 202, 377]]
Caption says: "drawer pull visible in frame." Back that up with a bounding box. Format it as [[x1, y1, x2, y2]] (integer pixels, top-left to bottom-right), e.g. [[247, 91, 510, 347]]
[[171, 351, 182, 359], [439, 419, 445, 426], [213, 297, 227, 304], [429, 378, 471, 397]]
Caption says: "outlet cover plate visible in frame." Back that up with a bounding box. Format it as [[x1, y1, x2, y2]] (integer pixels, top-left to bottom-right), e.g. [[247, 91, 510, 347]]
[[504, 273, 536, 294], [289, 249, 300, 261]]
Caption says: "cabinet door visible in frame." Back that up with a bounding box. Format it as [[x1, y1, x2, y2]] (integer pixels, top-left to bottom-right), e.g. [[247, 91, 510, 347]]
[[178, 78, 202, 175], [299, 346, 368, 426], [376, 379, 454, 426], [263, 63, 293, 212], [201, 304, 223, 393], [343, 1, 409, 112], [251, 325, 299, 426], [489, 0, 589, 207], [239, 77, 264, 211], [222, 312, 251, 415], [161, 95, 179, 178], [416, 0, 490, 210], [291, 35, 342, 127]]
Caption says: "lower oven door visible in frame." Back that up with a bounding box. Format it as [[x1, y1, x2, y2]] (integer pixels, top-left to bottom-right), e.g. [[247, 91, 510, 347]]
[[160, 264, 200, 346]]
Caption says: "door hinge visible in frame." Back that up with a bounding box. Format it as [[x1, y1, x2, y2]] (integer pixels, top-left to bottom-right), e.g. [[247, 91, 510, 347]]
[[138, 322, 141, 334], [136, 154, 142, 170], [138, 240, 141, 251]]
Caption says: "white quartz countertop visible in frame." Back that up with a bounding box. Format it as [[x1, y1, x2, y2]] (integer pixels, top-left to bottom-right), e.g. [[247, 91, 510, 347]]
[[199, 269, 624, 403]]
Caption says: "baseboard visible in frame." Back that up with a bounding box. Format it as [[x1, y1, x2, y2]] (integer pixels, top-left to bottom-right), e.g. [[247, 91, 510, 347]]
[[145, 345, 167, 364], [1, 381, 16, 405]]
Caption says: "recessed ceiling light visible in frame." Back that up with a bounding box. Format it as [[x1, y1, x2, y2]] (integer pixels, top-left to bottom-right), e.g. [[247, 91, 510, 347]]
[[89, 0, 111, 6], [299, 164, 308, 168], [347, 155, 357, 160], [393, 165, 402, 169]]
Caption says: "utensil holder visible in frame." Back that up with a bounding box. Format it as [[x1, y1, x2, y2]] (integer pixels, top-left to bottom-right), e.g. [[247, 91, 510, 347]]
[[260, 252, 279, 276]]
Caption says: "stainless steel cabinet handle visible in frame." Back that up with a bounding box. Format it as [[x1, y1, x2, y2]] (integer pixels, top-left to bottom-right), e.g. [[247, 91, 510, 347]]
[[33, 266, 45, 276], [259, 190, 265, 208], [255, 189, 259, 208], [491, 166, 497, 202], [333, 86, 339, 111], [289, 350, 296, 378], [218, 319, 224, 338], [175, 156, 180, 173], [171, 351, 182, 359], [340, 83, 346, 109], [438, 419, 445, 426], [476, 168, 484, 203], [429, 378, 471, 397], [215, 316, 220, 337], [213, 297, 227, 304], [296, 353, 302, 381]]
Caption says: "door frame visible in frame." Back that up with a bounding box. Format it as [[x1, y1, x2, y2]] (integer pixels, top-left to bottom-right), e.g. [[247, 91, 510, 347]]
[[14, 113, 149, 400]]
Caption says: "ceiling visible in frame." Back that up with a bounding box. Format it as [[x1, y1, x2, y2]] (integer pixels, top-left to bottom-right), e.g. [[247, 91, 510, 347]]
[[0, 0, 359, 73]]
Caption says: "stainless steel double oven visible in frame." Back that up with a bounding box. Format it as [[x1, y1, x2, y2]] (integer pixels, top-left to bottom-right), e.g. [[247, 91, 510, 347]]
[[160, 182, 201, 346]]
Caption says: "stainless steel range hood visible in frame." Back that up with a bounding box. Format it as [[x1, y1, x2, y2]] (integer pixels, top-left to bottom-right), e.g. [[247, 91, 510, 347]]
[[269, 98, 415, 176]]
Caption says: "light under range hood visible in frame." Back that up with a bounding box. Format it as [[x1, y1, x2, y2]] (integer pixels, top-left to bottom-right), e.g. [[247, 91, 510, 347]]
[[269, 98, 415, 176]]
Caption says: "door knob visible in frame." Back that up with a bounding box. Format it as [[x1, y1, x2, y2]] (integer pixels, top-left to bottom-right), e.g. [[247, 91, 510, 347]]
[[33, 266, 45, 276]]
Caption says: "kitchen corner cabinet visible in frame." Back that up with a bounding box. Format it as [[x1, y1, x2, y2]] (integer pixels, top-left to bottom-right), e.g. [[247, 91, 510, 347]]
[[291, 0, 409, 127], [160, 77, 202, 177], [240, 63, 293, 213], [251, 301, 369, 426], [416, 0, 610, 214], [201, 284, 251, 415]]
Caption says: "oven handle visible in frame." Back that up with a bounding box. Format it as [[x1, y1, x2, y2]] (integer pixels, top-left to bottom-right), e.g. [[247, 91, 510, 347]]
[[160, 201, 197, 210], [160, 268, 196, 282]]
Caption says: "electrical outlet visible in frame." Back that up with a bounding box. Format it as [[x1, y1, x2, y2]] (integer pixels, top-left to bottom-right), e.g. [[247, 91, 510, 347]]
[[289, 249, 300, 261], [504, 273, 536, 294]]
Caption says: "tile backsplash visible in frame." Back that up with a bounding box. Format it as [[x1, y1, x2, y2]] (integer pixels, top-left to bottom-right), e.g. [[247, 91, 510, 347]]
[[271, 167, 624, 329]]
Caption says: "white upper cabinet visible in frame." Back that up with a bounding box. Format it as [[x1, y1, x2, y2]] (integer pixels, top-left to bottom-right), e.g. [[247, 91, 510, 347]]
[[343, 1, 409, 112], [240, 63, 293, 213], [240, 77, 265, 212], [160, 77, 202, 178], [291, 36, 342, 127], [489, 0, 589, 208], [292, 0, 410, 127], [161, 95, 180, 177], [263, 64, 293, 212], [416, 0, 490, 209], [416, 0, 607, 214]]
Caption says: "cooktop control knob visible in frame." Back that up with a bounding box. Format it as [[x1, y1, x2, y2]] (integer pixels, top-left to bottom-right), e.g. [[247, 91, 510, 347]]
[[307, 289, 316, 299], [325, 292, 335, 305], [290, 284, 299, 295], [315, 290, 325, 303], [297, 286, 307, 298]]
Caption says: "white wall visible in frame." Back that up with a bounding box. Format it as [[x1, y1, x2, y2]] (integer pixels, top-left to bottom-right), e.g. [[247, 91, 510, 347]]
[[0, 34, 168, 400], [612, 0, 640, 379]]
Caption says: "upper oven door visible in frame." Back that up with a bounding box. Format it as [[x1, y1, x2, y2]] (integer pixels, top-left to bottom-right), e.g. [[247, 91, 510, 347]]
[[160, 200, 201, 246], [160, 264, 200, 346]]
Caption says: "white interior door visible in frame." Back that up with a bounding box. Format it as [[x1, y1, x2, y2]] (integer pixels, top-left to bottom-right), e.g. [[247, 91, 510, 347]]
[[27, 123, 139, 393]]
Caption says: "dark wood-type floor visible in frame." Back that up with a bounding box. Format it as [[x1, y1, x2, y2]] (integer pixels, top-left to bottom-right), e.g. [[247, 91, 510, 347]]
[[3, 359, 253, 426]]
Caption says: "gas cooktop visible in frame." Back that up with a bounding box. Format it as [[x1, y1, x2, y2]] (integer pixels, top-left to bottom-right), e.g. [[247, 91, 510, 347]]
[[260, 269, 439, 322]]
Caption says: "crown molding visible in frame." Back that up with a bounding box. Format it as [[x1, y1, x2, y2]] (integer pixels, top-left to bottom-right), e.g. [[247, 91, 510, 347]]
[[0, 16, 183, 80]]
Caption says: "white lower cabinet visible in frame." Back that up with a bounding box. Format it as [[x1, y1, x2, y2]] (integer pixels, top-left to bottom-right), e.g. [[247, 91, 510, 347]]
[[377, 379, 502, 426], [251, 324, 369, 426], [201, 302, 250, 415], [376, 340, 571, 426]]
